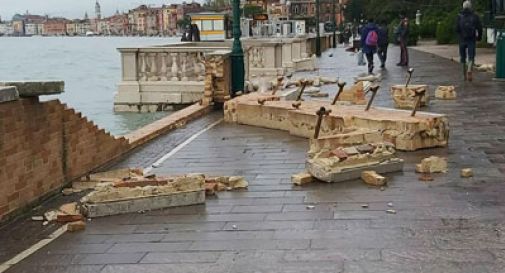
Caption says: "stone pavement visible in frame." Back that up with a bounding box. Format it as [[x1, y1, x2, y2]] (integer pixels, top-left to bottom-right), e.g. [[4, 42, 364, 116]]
[[3, 45, 505, 273], [413, 40, 496, 66]]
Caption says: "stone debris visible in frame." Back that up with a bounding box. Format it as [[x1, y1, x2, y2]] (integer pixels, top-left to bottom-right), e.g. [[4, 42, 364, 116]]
[[307, 142, 403, 183], [67, 220, 86, 232], [57, 202, 84, 223], [44, 210, 58, 222], [205, 176, 249, 194], [337, 81, 367, 105], [461, 168, 474, 178], [306, 205, 316, 210], [415, 156, 448, 173], [387, 202, 394, 207], [435, 86, 456, 100], [31, 216, 44, 221], [361, 171, 388, 187], [232, 225, 238, 230], [304, 86, 321, 94], [390, 85, 430, 109], [386, 209, 397, 214], [224, 92, 449, 152], [475, 63, 495, 72]]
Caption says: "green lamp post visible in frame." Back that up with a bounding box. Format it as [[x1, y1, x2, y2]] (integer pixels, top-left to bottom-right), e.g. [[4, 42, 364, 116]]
[[332, 0, 336, 48], [315, 0, 321, 56], [230, 0, 245, 95]]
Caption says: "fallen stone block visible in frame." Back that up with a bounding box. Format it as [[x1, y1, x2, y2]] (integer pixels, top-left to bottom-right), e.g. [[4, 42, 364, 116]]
[[291, 172, 314, 186], [57, 202, 84, 223], [81, 174, 206, 217], [308, 128, 382, 154], [391, 85, 429, 109], [228, 176, 249, 189], [361, 171, 387, 186], [435, 86, 456, 100], [205, 182, 217, 196], [337, 81, 367, 105], [461, 168, 473, 178], [0, 81, 64, 97], [306, 143, 404, 183], [83, 191, 205, 218], [415, 156, 448, 173], [0, 86, 19, 103], [224, 93, 449, 151], [67, 221, 86, 232]]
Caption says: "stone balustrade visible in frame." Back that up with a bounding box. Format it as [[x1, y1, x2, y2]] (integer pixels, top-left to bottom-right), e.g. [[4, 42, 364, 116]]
[[115, 46, 230, 112], [114, 34, 335, 112]]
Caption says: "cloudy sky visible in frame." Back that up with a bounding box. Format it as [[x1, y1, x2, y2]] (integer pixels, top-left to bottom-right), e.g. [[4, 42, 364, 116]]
[[0, 0, 202, 20]]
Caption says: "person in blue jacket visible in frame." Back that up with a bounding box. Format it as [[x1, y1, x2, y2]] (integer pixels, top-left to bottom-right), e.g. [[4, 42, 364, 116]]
[[360, 18, 379, 74]]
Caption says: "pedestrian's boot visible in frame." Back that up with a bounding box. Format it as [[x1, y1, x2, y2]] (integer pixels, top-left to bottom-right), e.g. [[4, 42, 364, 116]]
[[467, 61, 473, 82], [463, 63, 468, 81]]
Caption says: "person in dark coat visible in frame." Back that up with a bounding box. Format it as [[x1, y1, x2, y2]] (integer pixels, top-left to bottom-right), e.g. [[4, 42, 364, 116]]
[[377, 21, 389, 68], [456, 0, 483, 81], [360, 18, 379, 74], [397, 17, 409, 66]]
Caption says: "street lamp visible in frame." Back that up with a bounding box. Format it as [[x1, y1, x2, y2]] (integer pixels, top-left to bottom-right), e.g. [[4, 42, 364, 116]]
[[315, 0, 321, 56], [230, 0, 245, 95]]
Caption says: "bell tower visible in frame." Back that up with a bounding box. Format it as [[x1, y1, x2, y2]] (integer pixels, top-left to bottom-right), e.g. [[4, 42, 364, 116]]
[[95, 1, 101, 20]]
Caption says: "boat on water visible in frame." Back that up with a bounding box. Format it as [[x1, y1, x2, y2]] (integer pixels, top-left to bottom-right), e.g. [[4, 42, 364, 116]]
[[85, 31, 96, 37]]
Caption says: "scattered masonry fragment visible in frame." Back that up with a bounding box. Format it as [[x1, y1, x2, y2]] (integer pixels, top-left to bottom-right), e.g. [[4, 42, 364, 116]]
[[416, 156, 448, 173], [461, 168, 474, 178]]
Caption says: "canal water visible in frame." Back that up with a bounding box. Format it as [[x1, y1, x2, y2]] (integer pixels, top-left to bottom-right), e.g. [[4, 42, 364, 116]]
[[0, 36, 180, 136]]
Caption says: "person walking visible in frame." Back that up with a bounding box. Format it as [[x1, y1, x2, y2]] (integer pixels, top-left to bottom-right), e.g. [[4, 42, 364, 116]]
[[456, 0, 483, 81], [360, 18, 379, 74], [377, 21, 389, 68], [396, 17, 409, 66]]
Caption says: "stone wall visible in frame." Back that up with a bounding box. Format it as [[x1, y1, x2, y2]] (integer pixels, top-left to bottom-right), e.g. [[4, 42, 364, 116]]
[[0, 97, 131, 222]]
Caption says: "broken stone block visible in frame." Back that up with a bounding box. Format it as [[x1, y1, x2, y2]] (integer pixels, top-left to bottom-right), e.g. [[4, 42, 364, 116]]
[[461, 168, 473, 178], [307, 142, 403, 183], [291, 172, 314, 186], [224, 93, 449, 151], [338, 81, 367, 105], [390, 85, 429, 109], [81, 174, 206, 218], [62, 188, 74, 196], [415, 156, 448, 173], [435, 86, 456, 100], [361, 171, 387, 186], [308, 128, 382, 155], [67, 221, 86, 232], [57, 202, 84, 223], [320, 76, 337, 84], [229, 176, 249, 189], [304, 86, 321, 94], [31, 216, 44, 221]]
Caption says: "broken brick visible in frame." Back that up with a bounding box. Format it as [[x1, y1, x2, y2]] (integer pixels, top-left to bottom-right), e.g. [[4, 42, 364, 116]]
[[461, 168, 473, 178], [67, 220, 86, 232], [291, 172, 314, 186], [361, 171, 387, 186]]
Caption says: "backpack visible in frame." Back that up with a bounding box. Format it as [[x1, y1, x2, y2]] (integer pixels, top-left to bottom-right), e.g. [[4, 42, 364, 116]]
[[365, 30, 378, 47], [459, 13, 476, 40]]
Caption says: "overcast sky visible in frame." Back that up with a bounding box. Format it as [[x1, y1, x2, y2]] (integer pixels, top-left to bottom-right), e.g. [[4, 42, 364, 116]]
[[0, 0, 202, 20]]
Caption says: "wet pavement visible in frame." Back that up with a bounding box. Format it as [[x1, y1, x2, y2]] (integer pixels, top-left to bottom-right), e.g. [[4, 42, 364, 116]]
[[3, 45, 505, 273]]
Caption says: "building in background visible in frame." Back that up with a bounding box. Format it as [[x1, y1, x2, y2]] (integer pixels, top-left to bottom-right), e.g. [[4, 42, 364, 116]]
[[43, 18, 69, 35]]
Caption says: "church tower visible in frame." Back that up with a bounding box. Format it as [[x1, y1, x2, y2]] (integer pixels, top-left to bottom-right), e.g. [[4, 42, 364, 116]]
[[95, 1, 101, 20]]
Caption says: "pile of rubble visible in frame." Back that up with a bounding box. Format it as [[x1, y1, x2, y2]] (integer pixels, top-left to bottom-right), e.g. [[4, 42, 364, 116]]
[[32, 168, 249, 229]]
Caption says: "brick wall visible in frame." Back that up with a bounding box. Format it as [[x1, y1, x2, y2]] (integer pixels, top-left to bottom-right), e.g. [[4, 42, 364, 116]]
[[0, 98, 131, 222]]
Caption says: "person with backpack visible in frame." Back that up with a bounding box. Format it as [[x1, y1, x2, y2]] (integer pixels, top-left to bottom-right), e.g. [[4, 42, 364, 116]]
[[397, 17, 409, 66], [360, 18, 379, 74], [377, 21, 389, 68], [456, 0, 483, 81]]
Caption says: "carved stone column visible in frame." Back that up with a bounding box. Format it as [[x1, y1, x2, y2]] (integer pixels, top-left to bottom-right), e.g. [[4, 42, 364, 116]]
[[170, 53, 179, 81], [138, 53, 148, 81], [160, 53, 168, 81], [148, 53, 159, 81]]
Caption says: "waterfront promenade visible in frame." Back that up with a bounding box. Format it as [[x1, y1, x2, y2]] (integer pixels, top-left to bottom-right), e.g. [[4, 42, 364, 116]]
[[2, 46, 505, 273]]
